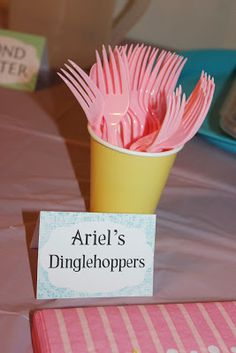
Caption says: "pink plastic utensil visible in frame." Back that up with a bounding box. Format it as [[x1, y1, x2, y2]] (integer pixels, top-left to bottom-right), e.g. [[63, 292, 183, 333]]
[[152, 73, 215, 151], [138, 50, 170, 113], [90, 51, 133, 147], [58, 60, 104, 133], [115, 45, 135, 146], [94, 46, 129, 146], [156, 54, 186, 95], [152, 86, 186, 142], [137, 50, 170, 133], [139, 51, 186, 132], [127, 44, 159, 135], [131, 73, 215, 152], [130, 86, 186, 151]]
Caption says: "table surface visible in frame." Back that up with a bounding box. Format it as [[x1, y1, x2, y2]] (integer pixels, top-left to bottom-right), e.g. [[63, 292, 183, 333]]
[[0, 76, 235, 353]]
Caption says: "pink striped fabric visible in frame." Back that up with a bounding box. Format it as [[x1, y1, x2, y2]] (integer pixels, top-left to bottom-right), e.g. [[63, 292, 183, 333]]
[[31, 302, 236, 353]]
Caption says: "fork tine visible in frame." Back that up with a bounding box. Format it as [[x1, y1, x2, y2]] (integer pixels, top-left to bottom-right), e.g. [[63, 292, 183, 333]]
[[185, 76, 203, 115], [128, 43, 143, 64], [102, 45, 113, 93], [61, 67, 92, 104], [184, 75, 208, 124], [165, 90, 178, 132], [112, 48, 127, 94], [184, 90, 203, 129], [67, 60, 99, 97], [119, 44, 128, 55], [141, 50, 167, 94], [95, 50, 107, 94], [203, 77, 215, 114], [158, 92, 176, 141], [182, 76, 210, 133], [189, 76, 215, 131], [58, 71, 89, 116], [155, 53, 177, 88], [182, 93, 206, 142], [169, 87, 185, 134], [158, 54, 182, 92], [144, 52, 175, 101], [139, 50, 168, 111], [174, 91, 186, 132], [116, 49, 129, 95], [133, 46, 152, 90], [116, 45, 130, 85], [129, 46, 147, 89], [138, 47, 158, 88], [89, 63, 97, 85], [127, 44, 139, 72], [129, 45, 145, 82], [126, 43, 134, 60], [165, 57, 187, 94], [108, 45, 120, 94], [64, 64, 94, 103], [138, 48, 159, 100]]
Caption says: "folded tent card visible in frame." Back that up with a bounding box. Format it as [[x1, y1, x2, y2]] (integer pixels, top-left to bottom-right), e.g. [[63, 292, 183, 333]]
[[35, 211, 156, 299], [58, 44, 215, 153]]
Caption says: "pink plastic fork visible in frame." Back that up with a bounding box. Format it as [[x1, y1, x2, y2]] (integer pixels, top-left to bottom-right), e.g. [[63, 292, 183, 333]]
[[94, 46, 129, 146], [58, 60, 104, 134], [139, 52, 186, 113], [137, 50, 170, 131], [130, 86, 186, 151], [90, 47, 131, 146], [115, 45, 134, 147], [127, 44, 159, 135], [138, 50, 171, 112], [149, 76, 215, 151], [138, 51, 186, 136], [157, 73, 215, 149], [90, 50, 133, 147], [131, 73, 215, 152]]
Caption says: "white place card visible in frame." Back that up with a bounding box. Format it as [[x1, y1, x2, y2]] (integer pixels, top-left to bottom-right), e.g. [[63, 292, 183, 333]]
[[36, 211, 156, 299]]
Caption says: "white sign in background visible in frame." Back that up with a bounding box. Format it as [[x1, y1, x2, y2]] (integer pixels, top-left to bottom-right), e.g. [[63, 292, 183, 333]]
[[0, 29, 46, 91], [36, 211, 156, 299], [0, 36, 39, 84]]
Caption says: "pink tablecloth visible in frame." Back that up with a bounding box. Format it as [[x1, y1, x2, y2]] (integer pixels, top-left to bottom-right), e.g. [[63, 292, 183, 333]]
[[0, 82, 235, 353]]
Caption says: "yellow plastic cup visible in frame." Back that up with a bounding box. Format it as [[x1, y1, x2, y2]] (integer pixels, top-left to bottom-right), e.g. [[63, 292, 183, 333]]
[[89, 126, 183, 214]]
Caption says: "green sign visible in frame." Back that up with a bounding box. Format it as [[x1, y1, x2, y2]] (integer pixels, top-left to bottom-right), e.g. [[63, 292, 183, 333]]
[[0, 29, 46, 91]]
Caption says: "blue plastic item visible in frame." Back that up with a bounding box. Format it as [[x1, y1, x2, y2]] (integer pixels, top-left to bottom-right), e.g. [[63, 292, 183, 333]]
[[177, 49, 236, 153]]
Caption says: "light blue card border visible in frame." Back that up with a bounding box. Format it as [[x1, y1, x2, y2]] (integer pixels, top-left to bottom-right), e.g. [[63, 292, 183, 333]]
[[37, 211, 156, 299]]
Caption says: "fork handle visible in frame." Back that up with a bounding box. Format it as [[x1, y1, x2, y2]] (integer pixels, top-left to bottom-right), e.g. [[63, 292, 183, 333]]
[[106, 121, 123, 147]]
